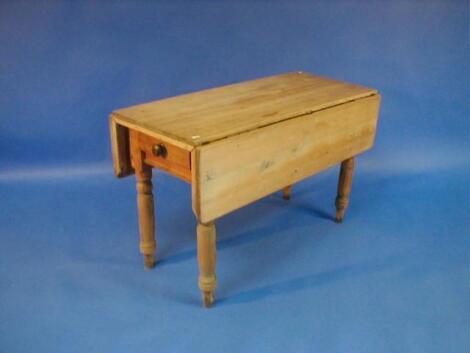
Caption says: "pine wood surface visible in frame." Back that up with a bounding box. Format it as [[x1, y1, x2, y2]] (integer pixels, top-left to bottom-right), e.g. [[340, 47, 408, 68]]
[[192, 94, 380, 223], [111, 72, 376, 149]]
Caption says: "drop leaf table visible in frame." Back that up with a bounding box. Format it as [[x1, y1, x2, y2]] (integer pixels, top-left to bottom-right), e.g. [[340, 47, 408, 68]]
[[109, 72, 381, 308]]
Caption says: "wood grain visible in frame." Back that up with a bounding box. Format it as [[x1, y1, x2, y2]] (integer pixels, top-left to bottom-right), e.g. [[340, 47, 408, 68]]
[[112, 72, 377, 149], [192, 94, 380, 223]]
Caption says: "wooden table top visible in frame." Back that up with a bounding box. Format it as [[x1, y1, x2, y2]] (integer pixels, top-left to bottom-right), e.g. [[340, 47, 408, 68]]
[[112, 71, 377, 148]]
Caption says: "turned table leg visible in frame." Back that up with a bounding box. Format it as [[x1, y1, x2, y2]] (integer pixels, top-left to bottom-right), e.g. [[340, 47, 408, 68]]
[[335, 157, 355, 223], [282, 185, 292, 200], [197, 221, 217, 308], [136, 163, 157, 269]]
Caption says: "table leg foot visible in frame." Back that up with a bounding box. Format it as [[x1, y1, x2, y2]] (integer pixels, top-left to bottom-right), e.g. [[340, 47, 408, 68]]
[[197, 221, 217, 308], [335, 157, 355, 223], [143, 254, 155, 269], [201, 290, 215, 308]]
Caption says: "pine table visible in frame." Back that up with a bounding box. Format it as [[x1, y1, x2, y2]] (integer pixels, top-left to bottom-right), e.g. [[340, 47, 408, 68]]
[[110, 72, 381, 307]]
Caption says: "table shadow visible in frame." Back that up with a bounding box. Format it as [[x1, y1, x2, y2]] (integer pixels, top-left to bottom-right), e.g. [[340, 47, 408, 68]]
[[157, 213, 304, 267], [158, 195, 336, 267], [216, 254, 404, 306]]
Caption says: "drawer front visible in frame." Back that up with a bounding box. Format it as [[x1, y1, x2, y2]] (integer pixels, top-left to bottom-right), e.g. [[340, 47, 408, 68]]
[[193, 94, 381, 222], [131, 130, 192, 182]]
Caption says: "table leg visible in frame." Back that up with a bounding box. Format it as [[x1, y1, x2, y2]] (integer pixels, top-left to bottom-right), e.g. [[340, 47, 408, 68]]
[[197, 221, 217, 308], [136, 163, 157, 269], [335, 157, 355, 223], [282, 185, 292, 200]]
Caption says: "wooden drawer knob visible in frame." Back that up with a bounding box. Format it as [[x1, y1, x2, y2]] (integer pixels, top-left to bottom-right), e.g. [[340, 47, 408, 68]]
[[152, 143, 167, 158]]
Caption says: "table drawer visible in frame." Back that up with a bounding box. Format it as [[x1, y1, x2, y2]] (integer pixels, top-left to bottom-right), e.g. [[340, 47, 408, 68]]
[[131, 130, 192, 182]]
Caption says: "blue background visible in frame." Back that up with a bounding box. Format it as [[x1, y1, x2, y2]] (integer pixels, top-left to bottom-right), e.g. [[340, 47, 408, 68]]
[[0, 1, 468, 352]]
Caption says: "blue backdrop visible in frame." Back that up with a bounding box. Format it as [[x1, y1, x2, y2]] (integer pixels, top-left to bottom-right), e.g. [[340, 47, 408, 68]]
[[0, 1, 468, 352]]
